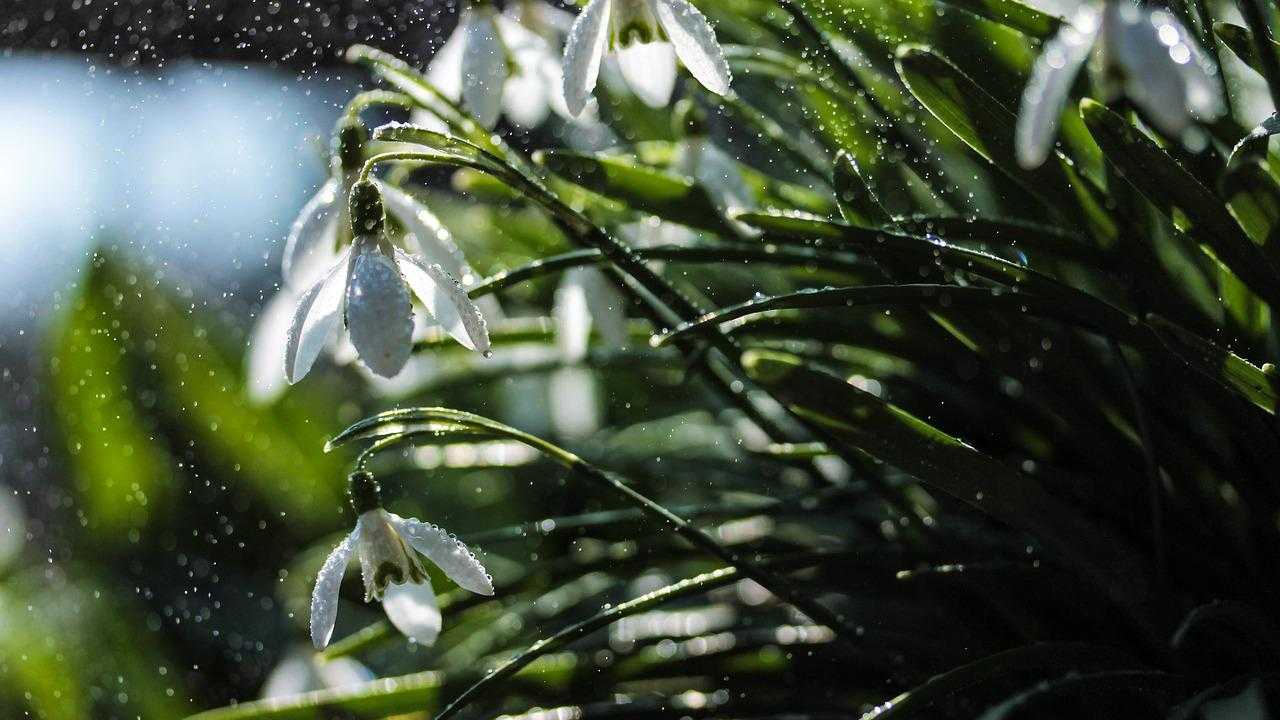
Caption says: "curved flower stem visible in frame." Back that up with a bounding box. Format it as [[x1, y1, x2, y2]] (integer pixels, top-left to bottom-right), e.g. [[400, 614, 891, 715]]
[[432, 566, 744, 720], [330, 408, 858, 645], [359, 141, 929, 520], [342, 89, 415, 120], [465, 244, 868, 299]]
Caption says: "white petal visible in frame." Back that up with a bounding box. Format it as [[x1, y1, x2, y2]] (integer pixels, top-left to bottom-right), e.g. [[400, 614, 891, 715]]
[[410, 107, 451, 134], [260, 652, 321, 698], [285, 249, 351, 384], [1113, 8, 1223, 137], [653, 0, 731, 96], [503, 57, 554, 128], [245, 286, 298, 405], [426, 22, 467, 101], [553, 267, 593, 362], [315, 657, 375, 690], [310, 530, 358, 649], [283, 179, 340, 287], [497, 13, 559, 127], [579, 266, 629, 348], [1015, 6, 1099, 169], [345, 243, 414, 378], [615, 41, 677, 107], [395, 249, 491, 354], [462, 10, 509, 128], [375, 180, 473, 282], [549, 366, 602, 439], [390, 515, 495, 595], [562, 0, 613, 116], [382, 580, 443, 646]]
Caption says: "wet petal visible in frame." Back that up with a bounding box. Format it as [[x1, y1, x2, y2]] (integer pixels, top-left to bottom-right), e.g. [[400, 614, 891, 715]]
[[310, 530, 358, 649], [375, 180, 473, 282], [504, 56, 554, 127], [462, 9, 508, 128], [1015, 5, 1099, 169], [395, 249, 491, 354], [497, 13, 559, 127], [426, 20, 467, 101], [382, 580, 443, 646], [285, 249, 351, 384], [390, 515, 495, 595], [653, 0, 731, 96], [615, 41, 677, 107], [1112, 8, 1222, 137], [553, 267, 593, 362], [283, 179, 340, 287], [246, 286, 298, 404], [562, 0, 612, 116], [345, 243, 414, 378]]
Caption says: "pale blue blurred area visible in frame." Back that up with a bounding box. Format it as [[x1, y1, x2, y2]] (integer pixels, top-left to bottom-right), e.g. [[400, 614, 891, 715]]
[[0, 54, 360, 330]]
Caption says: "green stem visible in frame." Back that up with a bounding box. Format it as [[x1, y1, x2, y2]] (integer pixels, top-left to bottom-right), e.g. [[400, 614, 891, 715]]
[[331, 408, 857, 643]]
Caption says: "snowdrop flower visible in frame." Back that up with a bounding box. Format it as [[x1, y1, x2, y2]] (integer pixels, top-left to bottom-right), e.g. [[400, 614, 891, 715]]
[[562, 0, 732, 115], [1016, 0, 1223, 168], [260, 647, 373, 698], [673, 103, 756, 237], [553, 266, 630, 363], [311, 472, 495, 648], [426, 1, 575, 128], [285, 180, 490, 382]]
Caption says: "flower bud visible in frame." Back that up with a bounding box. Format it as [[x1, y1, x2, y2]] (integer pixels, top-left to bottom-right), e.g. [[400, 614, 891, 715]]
[[348, 180, 386, 236], [347, 471, 382, 515], [334, 120, 369, 172]]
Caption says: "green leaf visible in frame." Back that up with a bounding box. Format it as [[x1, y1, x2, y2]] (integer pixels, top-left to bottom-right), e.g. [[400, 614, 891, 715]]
[[1081, 99, 1280, 307], [741, 349, 1145, 602], [833, 151, 896, 226], [1226, 113, 1280, 173], [50, 267, 174, 534], [894, 45, 1074, 208], [1214, 22, 1274, 75], [1147, 314, 1279, 415], [184, 671, 441, 720], [934, 0, 1061, 40], [735, 211, 1139, 338], [535, 149, 739, 235], [858, 643, 1137, 720]]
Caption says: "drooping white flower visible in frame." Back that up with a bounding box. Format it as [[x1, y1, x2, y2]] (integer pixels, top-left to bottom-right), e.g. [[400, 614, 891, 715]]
[[562, 0, 732, 115], [425, 1, 577, 128], [553, 266, 630, 363], [1016, 1, 1223, 168], [285, 181, 491, 382], [311, 472, 495, 649]]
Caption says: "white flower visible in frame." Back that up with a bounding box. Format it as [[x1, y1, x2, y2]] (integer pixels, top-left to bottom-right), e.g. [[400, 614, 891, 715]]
[[259, 647, 373, 698], [553, 266, 630, 363], [562, 0, 731, 115], [1016, 1, 1223, 168], [425, 2, 576, 128], [285, 181, 491, 382], [310, 473, 495, 649]]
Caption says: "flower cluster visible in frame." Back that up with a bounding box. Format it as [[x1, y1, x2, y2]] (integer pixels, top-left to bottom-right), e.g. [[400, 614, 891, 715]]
[[427, 0, 732, 128]]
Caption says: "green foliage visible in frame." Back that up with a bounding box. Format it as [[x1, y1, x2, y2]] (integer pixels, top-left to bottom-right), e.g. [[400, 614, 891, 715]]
[[9, 0, 1280, 718]]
